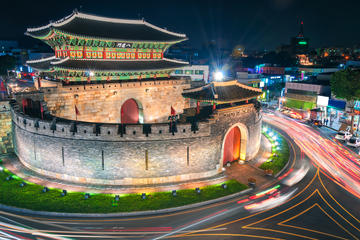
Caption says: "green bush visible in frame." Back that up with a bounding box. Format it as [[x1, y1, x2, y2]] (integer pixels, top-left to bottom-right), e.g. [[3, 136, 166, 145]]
[[260, 130, 290, 175], [0, 169, 247, 213]]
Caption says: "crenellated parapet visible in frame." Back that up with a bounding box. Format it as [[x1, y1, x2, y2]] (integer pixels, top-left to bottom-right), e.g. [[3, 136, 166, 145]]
[[11, 104, 211, 142]]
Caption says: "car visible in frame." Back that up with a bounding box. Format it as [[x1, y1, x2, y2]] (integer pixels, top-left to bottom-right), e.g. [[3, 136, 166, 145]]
[[312, 119, 322, 127], [335, 131, 352, 141], [289, 112, 302, 119], [347, 137, 360, 147]]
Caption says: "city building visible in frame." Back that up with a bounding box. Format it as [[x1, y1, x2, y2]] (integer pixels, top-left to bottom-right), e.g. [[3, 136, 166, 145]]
[[1, 11, 262, 190], [0, 40, 19, 55], [284, 81, 331, 118], [277, 21, 309, 55], [171, 65, 209, 82]]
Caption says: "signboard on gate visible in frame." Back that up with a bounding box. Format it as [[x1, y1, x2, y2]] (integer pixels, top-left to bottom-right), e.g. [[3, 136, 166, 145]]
[[115, 42, 133, 48]]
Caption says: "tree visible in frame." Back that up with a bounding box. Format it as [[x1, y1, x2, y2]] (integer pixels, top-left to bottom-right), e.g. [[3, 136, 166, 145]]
[[331, 69, 360, 132], [0, 55, 16, 76]]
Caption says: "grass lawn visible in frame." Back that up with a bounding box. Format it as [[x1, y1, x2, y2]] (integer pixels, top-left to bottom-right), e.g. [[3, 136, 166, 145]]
[[259, 127, 290, 175], [0, 165, 247, 213]]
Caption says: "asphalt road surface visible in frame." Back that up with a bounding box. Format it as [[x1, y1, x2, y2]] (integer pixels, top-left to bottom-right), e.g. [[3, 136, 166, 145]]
[[0, 112, 359, 240]]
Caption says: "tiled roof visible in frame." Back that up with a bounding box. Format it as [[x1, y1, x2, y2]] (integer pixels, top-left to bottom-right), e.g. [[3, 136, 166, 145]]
[[26, 11, 187, 42], [27, 57, 189, 72], [182, 80, 262, 103]]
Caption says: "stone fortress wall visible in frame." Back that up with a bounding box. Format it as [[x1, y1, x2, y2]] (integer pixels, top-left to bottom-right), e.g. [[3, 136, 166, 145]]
[[0, 101, 13, 154], [42, 79, 191, 123], [11, 98, 262, 186]]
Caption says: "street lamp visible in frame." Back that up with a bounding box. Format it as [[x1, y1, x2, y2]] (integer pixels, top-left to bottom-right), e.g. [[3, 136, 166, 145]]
[[214, 71, 224, 81], [279, 97, 286, 109]]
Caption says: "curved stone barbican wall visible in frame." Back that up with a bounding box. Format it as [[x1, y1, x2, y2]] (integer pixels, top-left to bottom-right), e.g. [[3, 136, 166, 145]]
[[212, 104, 262, 161], [42, 79, 191, 124], [11, 102, 261, 186]]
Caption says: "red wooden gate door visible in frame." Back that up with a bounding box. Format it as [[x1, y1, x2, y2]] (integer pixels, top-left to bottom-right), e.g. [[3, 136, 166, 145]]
[[223, 127, 241, 165], [121, 99, 139, 124]]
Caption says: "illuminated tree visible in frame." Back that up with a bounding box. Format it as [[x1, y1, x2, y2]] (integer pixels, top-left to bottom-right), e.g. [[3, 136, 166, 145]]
[[331, 69, 360, 101]]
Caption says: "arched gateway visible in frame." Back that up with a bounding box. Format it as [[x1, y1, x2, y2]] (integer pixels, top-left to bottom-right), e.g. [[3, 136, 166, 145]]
[[221, 123, 248, 165], [223, 126, 241, 164], [121, 99, 144, 124]]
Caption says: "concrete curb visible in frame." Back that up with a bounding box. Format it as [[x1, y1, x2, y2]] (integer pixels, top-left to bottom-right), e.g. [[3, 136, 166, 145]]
[[0, 188, 253, 218], [323, 125, 338, 132]]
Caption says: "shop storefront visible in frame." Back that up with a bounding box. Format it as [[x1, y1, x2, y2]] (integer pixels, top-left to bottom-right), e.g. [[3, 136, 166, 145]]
[[327, 99, 347, 130], [315, 96, 329, 122]]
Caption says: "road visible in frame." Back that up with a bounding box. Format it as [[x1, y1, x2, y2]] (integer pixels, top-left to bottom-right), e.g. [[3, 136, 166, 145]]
[[0, 112, 359, 240]]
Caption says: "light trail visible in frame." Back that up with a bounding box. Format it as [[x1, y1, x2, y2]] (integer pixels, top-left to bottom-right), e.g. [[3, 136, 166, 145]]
[[265, 113, 360, 198]]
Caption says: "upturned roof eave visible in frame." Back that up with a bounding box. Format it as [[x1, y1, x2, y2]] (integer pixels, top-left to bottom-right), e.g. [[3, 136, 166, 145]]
[[26, 28, 188, 44], [25, 11, 188, 43]]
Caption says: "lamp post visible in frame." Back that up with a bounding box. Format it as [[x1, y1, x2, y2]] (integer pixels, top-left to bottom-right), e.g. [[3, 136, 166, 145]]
[[278, 97, 286, 110]]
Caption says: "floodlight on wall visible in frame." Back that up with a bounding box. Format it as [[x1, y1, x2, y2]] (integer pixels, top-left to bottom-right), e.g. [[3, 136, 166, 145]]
[[115, 195, 120, 201]]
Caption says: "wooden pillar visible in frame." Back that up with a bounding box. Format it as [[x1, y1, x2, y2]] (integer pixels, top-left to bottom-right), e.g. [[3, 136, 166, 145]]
[[22, 99, 26, 113], [196, 101, 200, 114], [40, 104, 44, 120]]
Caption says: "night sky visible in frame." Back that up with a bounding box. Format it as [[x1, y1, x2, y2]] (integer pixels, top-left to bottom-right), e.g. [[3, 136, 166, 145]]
[[1, 0, 359, 51]]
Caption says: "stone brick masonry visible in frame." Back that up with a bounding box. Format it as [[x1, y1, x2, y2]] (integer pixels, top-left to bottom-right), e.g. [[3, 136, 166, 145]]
[[43, 79, 191, 123], [0, 101, 13, 154], [11, 100, 261, 186]]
